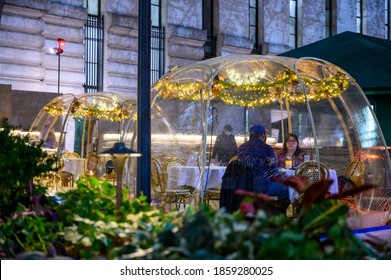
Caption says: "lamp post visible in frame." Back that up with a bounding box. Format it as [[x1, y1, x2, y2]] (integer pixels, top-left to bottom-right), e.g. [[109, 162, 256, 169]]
[[100, 142, 142, 208], [54, 38, 65, 95]]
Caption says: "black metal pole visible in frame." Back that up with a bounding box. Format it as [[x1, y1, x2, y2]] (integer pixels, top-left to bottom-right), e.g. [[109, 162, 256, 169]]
[[57, 52, 60, 94], [137, 0, 151, 201]]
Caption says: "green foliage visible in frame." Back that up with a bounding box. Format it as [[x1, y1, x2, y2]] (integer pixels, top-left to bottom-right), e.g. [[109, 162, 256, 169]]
[[53, 178, 183, 259], [1, 174, 390, 259], [0, 212, 61, 257], [0, 118, 57, 219], [133, 200, 388, 260]]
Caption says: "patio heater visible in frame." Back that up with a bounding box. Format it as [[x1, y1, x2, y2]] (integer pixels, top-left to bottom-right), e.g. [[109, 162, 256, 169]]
[[100, 142, 142, 208]]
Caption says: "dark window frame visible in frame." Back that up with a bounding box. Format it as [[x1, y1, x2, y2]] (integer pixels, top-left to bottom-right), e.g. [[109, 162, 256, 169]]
[[151, 26, 165, 85], [203, 0, 216, 59], [151, 0, 165, 84], [386, 0, 390, 40], [250, 0, 262, 54], [84, 14, 104, 93], [357, 0, 363, 33], [289, 0, 298, 48]]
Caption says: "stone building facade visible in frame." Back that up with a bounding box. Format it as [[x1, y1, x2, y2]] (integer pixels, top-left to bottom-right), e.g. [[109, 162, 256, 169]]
[[0, 0, 389, 127]]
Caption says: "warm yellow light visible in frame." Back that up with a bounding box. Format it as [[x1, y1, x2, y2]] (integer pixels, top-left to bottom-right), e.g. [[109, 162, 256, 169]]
[[156, 70, 350, 107]]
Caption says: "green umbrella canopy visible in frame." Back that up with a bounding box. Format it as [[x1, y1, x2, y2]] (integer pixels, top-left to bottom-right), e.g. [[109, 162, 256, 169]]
[[279, 31, 391, 92]]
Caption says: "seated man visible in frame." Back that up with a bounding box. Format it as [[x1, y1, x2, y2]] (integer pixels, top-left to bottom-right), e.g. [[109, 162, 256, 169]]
[[234, 123, 290, 213], [211, 124, 237, 165]]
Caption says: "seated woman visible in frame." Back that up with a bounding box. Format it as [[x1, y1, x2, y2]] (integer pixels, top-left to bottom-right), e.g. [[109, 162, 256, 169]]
[[41, 124, 57, 149], [276, 133, 308, 169]]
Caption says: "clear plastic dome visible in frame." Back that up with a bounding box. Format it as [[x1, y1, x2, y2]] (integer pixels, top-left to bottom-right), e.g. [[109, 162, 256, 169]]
[[29, 91, 137, 161], [150, 55, 391, 219], [29, 92, 137, 184]]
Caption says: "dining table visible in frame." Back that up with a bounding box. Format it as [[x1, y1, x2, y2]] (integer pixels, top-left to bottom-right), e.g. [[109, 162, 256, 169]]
[[167, 165, 340, 202], [167, 165, 227, 191], [63, 158, 85, 180]]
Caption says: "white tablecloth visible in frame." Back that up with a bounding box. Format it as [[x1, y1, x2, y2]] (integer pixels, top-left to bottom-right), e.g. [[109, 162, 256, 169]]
[[167, 165, 226, 190], [167, 166, 339, 201], [279, 168, 339, 200], [63, 158, 85, 179]]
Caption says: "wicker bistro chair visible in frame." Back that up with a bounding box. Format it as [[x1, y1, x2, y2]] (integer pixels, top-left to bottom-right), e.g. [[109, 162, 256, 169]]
[[63, 151, 80, 158], [161, 157, 187, 187], [41, 157, 74, 192], [344, 159, 365, 186], [204, 189, 221, 205], [61, 172, 74, 188], [151, 157, 195, 210], [151, 157, 165, 201], [295, 161, 330, 187], [290, 161, 330, 217], [84, 152, 100, 177], [104, 171, 117, 186]]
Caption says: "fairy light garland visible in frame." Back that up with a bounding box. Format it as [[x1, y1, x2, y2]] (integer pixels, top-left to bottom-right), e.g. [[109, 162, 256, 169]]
[[44, 99, 133, 121], [44, 101, 68, 116], [156, 70, 350, 107]]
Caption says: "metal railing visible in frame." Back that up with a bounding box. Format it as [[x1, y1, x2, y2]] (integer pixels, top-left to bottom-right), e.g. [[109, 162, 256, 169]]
[[151, 25, 165, 85], [203, 35, 217, 59]]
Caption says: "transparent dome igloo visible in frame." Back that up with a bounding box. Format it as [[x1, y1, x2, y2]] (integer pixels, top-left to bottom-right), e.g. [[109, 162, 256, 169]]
[[150, 54, 391, 215], [29, 91, 137, 158]]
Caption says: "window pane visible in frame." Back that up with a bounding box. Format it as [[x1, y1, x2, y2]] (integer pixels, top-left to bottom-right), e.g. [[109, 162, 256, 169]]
[[289, 34, 295, 47], [250, 9, 256, 25], [290, 1, 296, 16], [87, 0, 99, 15], [250, 26, 255, 40], [151, 0, 160, 27], [357, 1, 361, 17], [290, 17, 296, 33], [151, 6, 160, 26]]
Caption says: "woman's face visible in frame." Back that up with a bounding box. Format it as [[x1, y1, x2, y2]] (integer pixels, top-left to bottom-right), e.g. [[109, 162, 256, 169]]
[[286, 137, 298, 150]]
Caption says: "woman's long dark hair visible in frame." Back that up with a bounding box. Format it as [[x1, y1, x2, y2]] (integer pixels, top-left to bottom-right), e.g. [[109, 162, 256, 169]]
[[282, 133, 303, 156]]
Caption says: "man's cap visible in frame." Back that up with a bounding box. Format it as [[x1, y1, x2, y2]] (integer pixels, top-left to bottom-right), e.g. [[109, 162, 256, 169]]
[[249, 123, 269, 134]]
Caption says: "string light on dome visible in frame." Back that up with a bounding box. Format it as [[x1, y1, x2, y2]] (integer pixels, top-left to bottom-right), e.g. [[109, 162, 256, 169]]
[[44, 100, 67, 116], [158, 69, 350, 107], [225, 69, 266, 86]]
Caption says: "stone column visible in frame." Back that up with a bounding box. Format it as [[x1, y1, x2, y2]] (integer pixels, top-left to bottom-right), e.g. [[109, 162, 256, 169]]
[[263, 0, 290, 54], [364, 0, 385, 38], [165, 0, 206, 68], [335, 0, 356, 33], [301, 0, 325, 46], [104, 0, 139, 98], [218, 0, 253, 56]]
